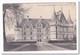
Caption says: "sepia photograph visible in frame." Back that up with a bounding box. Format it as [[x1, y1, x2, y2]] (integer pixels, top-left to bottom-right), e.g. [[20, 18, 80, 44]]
[[3, 2, 77, 51]]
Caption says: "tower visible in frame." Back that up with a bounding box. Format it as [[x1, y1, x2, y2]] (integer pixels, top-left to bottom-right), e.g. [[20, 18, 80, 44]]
[[50, 6, 58, 40], [67, 10, 74, 40], [67, 10, 73, 24]]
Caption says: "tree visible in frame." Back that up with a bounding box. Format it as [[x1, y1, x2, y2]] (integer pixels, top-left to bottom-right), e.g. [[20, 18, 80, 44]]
[[3, 4, 30, 43], [3, 4, 20, 43]]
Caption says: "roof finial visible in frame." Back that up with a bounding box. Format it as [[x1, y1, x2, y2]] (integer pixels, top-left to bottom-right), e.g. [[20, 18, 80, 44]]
[[51, 6, 57, 20]]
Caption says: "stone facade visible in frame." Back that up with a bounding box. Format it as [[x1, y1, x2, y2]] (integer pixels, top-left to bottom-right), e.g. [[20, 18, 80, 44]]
[[14, 9, 74, 42]]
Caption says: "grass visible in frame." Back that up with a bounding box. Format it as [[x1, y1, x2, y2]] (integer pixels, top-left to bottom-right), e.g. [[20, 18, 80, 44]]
[[50, 42, 76, 50]]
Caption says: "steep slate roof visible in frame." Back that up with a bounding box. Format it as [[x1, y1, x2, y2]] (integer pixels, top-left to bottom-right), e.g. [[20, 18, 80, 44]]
[[67, 14, 73, 24], [50, 10, 69, 26], [29, 19, 38, 28], [51, 8, 58, 23], [57, 11, 68, 24], [18, 18, 50, 28], [19, 19, 31, 28], [17, 10, 73, 28], [40, 19, 50, 28]]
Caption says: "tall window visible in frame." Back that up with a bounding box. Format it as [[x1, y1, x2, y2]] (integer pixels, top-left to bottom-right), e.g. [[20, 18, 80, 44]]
[[47, 36, 48, 39], [30, 37, 32, 40], [46, 28, 49, 34], [30, 32, 32, 35], [40, 35, 41, 37], [24, 32, 26, 35]]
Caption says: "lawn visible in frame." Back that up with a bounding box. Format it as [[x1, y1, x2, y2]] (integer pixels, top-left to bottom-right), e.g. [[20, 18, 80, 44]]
[[50, 42, 76, 50]]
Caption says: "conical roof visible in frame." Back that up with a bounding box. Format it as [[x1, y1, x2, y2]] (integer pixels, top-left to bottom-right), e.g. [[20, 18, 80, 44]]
[[51, 7, 57, 22], [67, 11, 73, 24], [58, 10, 68, 23]]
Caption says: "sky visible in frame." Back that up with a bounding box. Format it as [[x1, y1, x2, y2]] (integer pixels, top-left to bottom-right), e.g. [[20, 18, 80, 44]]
[[20, 2, 76, 22]]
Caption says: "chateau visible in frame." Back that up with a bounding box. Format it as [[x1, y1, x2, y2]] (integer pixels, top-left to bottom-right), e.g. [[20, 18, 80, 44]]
[[14, 9, 74, 42]]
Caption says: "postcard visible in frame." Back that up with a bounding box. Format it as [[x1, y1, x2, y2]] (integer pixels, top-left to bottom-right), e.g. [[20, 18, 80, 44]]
[[3, 2, 77, 51]]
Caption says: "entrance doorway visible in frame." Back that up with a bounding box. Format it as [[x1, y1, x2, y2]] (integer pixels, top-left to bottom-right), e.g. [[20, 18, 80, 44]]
[[38, 39, 41, 42], [37, 34, 42, 42]]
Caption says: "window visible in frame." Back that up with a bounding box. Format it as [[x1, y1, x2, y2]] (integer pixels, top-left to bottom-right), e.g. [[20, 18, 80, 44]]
[[24, 37, 26, 40], [40, 35, 41, 37], [30, 32, 32, 35], [46, 28, 49, 34], [30, 37, 32, 40], [37, 28, 41, 32], [47, 36, 48, 39], [24, 32, 26, 35]]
